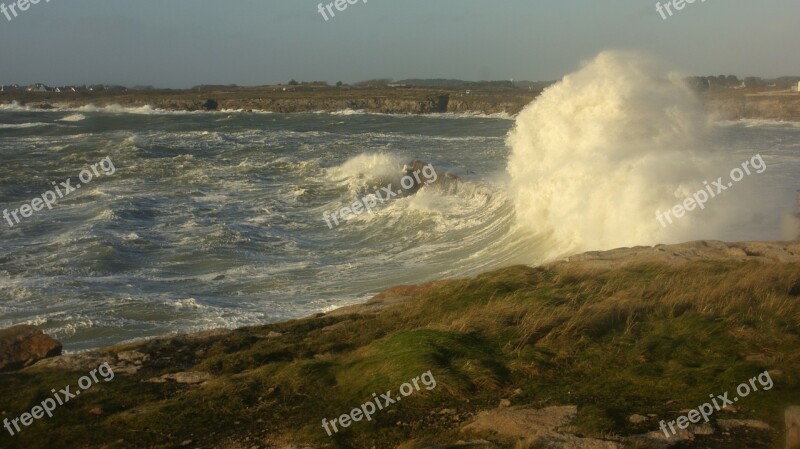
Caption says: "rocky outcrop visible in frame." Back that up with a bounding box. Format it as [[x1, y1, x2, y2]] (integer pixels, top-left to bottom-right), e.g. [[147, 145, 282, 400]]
[[5, 86, 800, 120], [0, 325, 62, 372], [402, 160, 460, 195], [215, 95, 459, 114], [0, 87, 536, 115], [201, 99, 219, 111], [552, 240, 800, 271]]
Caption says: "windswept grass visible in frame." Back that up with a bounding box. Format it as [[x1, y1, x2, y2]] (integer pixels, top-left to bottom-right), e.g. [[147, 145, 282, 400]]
[[1, 259, 798, 448]]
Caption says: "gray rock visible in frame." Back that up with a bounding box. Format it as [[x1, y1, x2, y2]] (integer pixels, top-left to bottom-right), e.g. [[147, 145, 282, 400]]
[[201, 99, 218, 111]]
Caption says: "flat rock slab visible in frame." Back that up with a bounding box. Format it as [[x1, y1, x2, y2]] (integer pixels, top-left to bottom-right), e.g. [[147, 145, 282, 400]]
[[461, 405, 577, 437], [632, 428, 695, 448], [117, 350, 149, 364], [460, 405, 619, 449], [146, 371, 214, 384], [0, 325, 62, 372], [716, 419, 771, 431]]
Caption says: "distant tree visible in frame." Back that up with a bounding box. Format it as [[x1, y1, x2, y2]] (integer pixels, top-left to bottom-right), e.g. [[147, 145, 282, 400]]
[[726, 75, 740, 85], [288, 79, 299, 86], [744, 77, 764, 88], [353, 79, 392, 88], [336, 81, 343, 87], [771, 77, 800, 88], [685, 76, 709, 91]]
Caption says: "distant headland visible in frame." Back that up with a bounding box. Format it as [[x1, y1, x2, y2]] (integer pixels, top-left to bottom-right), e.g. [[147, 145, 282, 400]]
[[2, 77, 800, 120]]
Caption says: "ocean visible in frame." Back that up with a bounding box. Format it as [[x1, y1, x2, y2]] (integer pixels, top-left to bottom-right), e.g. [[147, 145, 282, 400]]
[[1, 94, 799, 351]]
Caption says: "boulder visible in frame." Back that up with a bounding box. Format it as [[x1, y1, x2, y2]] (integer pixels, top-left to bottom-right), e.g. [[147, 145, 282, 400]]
[[402, 160, 460, 195], [201, 99, 219, 111], [629, 414, 648, 424], [0, 325, 62, 372]]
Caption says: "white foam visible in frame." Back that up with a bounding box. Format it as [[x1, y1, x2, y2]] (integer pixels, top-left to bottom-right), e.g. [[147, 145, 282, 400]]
[[325, 152, 407, 194], [58, 113, 86, 122], [164, 298, 206, 310], [421, 111, 515, 120], [717, 119, 800, 129], [507, 51, 727, 258], [0, 122, 54, 129], [329, 109, 366, 116]]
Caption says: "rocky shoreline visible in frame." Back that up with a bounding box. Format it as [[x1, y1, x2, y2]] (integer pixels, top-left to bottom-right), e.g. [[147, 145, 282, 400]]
[[3, 86, 800, 120], [0, 86, 537, 116], [1, 240, 799, 449]]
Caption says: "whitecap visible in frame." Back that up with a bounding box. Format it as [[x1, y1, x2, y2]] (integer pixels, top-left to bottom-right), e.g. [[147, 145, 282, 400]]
[[0, 122, 54, 129], [58, 113, 86, 122]]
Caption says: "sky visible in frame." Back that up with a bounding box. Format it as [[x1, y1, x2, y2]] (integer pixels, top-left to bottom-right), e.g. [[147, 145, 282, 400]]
[[0, 0, 798, 88]]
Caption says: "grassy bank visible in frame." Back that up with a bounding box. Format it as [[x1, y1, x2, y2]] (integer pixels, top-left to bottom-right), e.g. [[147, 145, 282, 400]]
[[1, 242, 798, 449]]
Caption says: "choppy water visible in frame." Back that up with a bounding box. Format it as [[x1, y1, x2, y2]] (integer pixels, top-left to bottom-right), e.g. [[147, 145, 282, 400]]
[[1, 103, 799, 351]]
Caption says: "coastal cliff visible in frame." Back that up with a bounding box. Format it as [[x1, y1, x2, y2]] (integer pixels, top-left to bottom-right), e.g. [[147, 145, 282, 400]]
[[4, 86, 800, 120], [0, 87, 538, 116], [703, 91, 800, 122], [1, 240, 798, 449]]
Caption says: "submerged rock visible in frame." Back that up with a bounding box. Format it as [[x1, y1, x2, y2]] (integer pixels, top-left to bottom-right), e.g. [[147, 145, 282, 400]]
[[402, 160, 460, 195]]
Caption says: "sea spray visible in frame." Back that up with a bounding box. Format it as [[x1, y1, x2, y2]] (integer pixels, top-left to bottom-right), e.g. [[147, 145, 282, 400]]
[[506, 51, 722, 257], [1, 89, 796, 351]]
